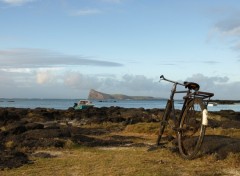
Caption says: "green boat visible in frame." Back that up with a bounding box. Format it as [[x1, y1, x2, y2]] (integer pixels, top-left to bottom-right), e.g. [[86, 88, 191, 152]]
[[74, 100, 94, 110]]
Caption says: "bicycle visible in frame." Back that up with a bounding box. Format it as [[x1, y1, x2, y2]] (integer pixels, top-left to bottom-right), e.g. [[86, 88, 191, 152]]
[[156, 75, 214, 159]]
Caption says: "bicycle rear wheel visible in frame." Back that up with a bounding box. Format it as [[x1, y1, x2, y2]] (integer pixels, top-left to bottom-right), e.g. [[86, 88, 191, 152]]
[[178, 98, 206, 159]]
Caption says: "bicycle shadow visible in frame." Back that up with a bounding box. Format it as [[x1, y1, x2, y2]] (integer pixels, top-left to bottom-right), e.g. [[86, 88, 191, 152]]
[[201, 135, 240, 159], [147, 135, 240, 160]]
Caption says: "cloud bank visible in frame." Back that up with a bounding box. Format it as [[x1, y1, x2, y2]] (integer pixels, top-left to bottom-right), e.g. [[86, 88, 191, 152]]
[[0, 48, 123, 69], [0, 48, 239, 99], [0, 61, 239, 100]]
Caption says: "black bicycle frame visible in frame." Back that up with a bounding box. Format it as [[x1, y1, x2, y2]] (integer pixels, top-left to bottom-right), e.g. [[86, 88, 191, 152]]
[[161, 75, 190, 125]]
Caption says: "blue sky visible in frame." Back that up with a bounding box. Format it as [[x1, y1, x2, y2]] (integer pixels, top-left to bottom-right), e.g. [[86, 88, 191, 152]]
[[0, 0, 240, 99]]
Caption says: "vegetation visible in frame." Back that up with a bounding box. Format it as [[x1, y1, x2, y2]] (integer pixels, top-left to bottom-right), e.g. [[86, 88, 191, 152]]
[[1, 121, 239, 176]]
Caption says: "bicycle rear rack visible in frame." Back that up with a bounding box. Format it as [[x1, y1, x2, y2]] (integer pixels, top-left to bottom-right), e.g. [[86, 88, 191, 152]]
[[184, 91, 214, 100]]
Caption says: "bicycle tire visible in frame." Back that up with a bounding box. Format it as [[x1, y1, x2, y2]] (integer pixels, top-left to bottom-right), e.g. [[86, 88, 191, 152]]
[[178, 98, 206, 159], [156, 100, 172, 145]]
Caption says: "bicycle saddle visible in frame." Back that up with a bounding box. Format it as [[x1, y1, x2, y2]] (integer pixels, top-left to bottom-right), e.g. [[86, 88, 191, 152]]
[[184, 82, 200, 91]]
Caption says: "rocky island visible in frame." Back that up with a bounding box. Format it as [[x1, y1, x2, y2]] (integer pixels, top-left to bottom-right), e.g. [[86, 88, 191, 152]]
[[88, 89, 162, 100], [88, 89, 240, 105]]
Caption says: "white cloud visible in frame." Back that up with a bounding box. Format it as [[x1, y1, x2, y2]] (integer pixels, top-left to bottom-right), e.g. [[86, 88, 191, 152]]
[[184, 74, 240, 100], [70, 9, 102, 16], [0, 68, 32, 73], [1, 0, 34, 5], [64, 72, 102, 89], [215, 18, 240, 36], [210, 16, 240, 51], [36, 70, 55, 84], [185, 74, 228, 91]]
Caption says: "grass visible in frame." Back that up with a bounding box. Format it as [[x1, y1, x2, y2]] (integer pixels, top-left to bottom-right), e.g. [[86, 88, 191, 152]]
[[1, 122, 240, 176], [1, 146, 239, 176], [206, 127, 240, 138], [124, 122, 159, 134]]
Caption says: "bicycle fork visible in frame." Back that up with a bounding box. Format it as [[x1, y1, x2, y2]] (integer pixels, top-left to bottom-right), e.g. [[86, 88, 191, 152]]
[[156, 100, 173, 145]]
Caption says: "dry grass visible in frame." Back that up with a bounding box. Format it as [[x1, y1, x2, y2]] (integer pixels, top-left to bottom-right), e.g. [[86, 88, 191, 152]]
[[206, 127, 240, 138], [1, 122, 240, 176], [124, 122, 159, 134], [1, 146, 239, 176]]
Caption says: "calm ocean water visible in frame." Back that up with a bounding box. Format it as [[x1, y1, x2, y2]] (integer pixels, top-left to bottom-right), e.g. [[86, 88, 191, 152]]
[[0, 98, 240, 112]]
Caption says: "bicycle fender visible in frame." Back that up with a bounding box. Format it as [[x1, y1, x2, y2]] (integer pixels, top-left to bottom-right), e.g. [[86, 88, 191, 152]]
[[202, 109, 208, 125]]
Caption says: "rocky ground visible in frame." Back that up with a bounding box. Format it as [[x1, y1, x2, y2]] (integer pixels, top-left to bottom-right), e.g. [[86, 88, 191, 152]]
[[0, 107, 240, 169]]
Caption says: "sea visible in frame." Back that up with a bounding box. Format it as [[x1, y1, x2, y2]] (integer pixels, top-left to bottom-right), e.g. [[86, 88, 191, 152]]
[[0, 98, 240, 112]]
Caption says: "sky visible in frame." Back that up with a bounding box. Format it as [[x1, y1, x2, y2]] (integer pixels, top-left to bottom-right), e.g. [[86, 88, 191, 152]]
[[0, 0, 240, 99]]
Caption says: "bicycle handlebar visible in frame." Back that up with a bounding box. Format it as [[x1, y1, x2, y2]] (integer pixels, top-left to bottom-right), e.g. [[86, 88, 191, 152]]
[[160, 75, 214, 99], [160, 75, 184, 86]]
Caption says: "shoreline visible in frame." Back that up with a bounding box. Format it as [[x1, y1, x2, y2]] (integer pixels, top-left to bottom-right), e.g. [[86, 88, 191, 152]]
[[1, 98, 240, 112]]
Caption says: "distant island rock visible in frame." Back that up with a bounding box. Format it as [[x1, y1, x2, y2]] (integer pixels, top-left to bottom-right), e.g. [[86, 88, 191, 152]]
[[88, 89, 160, 100], [209, 100, 240, 104]]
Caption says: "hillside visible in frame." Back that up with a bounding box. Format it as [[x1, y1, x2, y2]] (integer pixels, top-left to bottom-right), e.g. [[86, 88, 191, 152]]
[[88, 89, 159, 100]]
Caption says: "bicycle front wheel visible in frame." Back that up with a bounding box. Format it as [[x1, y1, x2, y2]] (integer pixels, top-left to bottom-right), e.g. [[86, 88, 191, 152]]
[[178, 98, 207, 159]]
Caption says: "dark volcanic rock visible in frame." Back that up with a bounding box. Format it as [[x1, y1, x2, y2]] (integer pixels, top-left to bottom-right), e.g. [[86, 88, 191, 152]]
[[0, 151, 30, 170], [201, 135, 240, 160], [25, 123, 44, 130], [0, 107, 240, 169]]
